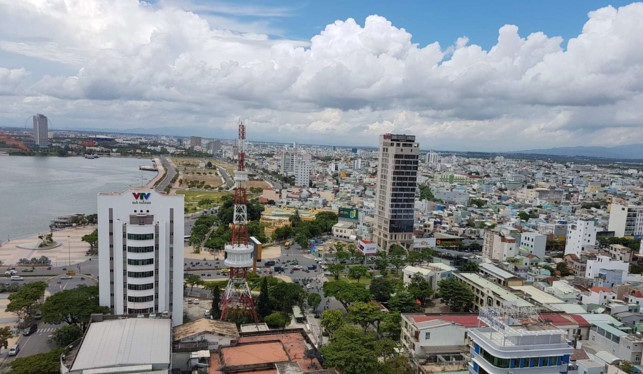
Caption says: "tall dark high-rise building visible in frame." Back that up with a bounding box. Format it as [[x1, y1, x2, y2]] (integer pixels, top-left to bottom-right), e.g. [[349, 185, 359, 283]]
[[373, 133, 419, 251]]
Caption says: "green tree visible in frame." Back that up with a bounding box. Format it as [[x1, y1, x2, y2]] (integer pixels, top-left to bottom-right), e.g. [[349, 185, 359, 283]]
[[320, 309, 345, 335], [320, 325, 380, 374], [7, 348, 65, 374], [406, 250, 425, 266], [323, 280, 372, 309], [348, 265, 369, 283], [388, 290, 423, 313], [407, 274, 433, 306], [380, 355, 414, 374], [210, 284, 221, 319], [379, 312, 402, 339], [328, 264, 345, 280], [184, 274, 203, 295], [6, 281, 47, 320], [257, 277, 272, 318], [348, 301, 382, 332], [369, 277, 395, 302], [81, 228, 98, 255], [307, 292, 322, 311], [418, 185, 435, 201], [270, 282, 306, 313], [458, 261, 480, 272], [263, 312, 289, 329], [518, 211, 530, 221], [437, 278, 474, 312], [40, 285, 110, 331], [0, 326, 12, 349], [289, 210, 302, 228], [556, 262, 572, 276], [51, 324, 83, 347]]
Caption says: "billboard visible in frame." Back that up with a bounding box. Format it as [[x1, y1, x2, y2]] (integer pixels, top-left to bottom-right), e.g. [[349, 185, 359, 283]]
[[338, 208, 359, 221]]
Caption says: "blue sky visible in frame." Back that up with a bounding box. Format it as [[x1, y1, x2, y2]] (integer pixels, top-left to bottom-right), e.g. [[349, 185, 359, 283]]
[[197, 0, 636, 49], [1, 0, 643, 151]]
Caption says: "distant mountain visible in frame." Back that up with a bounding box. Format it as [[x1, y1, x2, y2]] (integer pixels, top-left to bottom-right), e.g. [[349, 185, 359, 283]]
[[513, 143, 643, 160]]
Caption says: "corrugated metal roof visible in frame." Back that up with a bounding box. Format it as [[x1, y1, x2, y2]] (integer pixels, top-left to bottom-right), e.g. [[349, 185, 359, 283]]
[[71, 318, 171, 372]]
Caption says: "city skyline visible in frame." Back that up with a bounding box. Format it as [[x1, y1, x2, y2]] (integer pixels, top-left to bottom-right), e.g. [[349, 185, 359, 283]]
[[1, 0, 642, 152]]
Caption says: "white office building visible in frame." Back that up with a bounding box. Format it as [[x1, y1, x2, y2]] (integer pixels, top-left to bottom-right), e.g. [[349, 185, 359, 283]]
[[373, 133, 419, 250], [564, 218, 597, 257], [97, 189, 184, 326], [281, 149, 296, 176], [469, 305, 573, 374], [32, 113, 48, 147], [609, 203, 643, 237]]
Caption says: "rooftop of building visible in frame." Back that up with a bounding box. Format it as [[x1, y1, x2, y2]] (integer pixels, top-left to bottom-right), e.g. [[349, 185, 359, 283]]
[[209, 330, 321, 374], [479, 262, 519, 280], [173, 318, 239, 341], [455, 273, 534, 307], [70, 317, 171, 372], [510, 285, 566, 305], [405, 314, 484, 328]]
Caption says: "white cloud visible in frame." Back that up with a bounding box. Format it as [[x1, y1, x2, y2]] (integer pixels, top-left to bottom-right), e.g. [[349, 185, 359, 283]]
[[0, 0, 642, 151]]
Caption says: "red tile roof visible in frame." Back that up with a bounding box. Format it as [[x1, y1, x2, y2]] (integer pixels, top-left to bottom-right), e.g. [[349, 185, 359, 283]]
[[590, 286, 613, 293]]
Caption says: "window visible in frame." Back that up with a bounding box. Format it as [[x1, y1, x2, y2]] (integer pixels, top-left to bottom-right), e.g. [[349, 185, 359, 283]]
[[127, 271, 154, 278], [128, 295, 154, 302], [127, 258, 154, 266], [127, 246, 154, 253], [127, 233, 154, 240], [127, 283, 154, 290], [424, 332, 430, 340]]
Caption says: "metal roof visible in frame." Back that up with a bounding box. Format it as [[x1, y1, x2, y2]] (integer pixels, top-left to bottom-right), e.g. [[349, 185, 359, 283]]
[[71, 318, 171, 372]]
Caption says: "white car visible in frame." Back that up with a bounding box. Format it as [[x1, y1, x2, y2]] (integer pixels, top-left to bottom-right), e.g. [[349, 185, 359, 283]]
[[10, 275, 24, 281], [5, 270, 17, 275]]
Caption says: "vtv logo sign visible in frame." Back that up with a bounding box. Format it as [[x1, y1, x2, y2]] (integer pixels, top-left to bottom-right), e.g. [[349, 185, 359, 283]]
[[132, 192, 152, 205], [132, 192, 151, 201]]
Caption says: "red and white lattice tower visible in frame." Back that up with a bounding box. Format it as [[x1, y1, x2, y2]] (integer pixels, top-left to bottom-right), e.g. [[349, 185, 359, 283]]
[[220, 121, 258, 321]]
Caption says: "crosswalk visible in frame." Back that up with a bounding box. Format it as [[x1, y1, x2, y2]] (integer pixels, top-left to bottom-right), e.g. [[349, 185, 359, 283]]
[[36, 327, 56, 334]]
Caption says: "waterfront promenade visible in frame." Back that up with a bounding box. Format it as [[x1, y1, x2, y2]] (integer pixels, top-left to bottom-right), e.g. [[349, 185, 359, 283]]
[[0, 226, 94, 268]]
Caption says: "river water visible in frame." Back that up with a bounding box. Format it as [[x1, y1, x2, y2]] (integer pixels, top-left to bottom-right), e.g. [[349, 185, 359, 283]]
[[0, 156, 156, 242]]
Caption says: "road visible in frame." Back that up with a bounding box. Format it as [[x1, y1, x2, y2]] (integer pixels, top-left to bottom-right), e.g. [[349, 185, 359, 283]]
[[154, 156, 177, 192]]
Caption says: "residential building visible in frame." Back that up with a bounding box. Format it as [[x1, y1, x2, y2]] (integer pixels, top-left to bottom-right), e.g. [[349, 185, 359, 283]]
[[468, 306, 574, 374], [482, 230, 517, 261], [97, 188, 184, 326], [331, 221, 356, 240], [565, 218, 598, 257], [585, 255, 629, 280], [189, 136, 202, 149], [454, 272, 534, 311], [32, 113, 48, 147], [294, 152, 311, 187], [281, 149, 296, 176], [401, 313, 478, 372], [373, 133, 419, 250], [519, 232, 547, 259], [581, 286, 617, 306], [609, 203, 643, 237], [402, 263, 455, 291]]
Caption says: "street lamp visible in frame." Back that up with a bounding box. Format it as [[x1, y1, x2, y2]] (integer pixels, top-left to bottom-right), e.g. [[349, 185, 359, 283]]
[[67, 235, 71, 268]]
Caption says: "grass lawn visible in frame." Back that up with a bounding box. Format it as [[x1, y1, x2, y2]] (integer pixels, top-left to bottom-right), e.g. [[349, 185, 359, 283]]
[[177, 190, 231, 213]]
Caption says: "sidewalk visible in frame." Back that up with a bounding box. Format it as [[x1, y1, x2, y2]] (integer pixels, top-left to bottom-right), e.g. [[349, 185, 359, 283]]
[[0, 226, 94, 267]]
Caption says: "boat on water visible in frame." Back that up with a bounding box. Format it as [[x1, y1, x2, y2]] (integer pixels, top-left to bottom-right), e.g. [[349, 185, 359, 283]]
[[84, 154, 99, 159]]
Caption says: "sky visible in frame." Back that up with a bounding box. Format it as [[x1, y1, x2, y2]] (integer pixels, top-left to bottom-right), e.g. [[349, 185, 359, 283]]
[[1, 0, 642, 152]]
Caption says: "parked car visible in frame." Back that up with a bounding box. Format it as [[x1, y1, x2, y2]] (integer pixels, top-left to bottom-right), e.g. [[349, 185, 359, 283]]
[[8, 344, 19, 356], [10, 276, 24, 281], [273, 266, 284, 273], [22, 324, 37, 336], [204, 310, 211, 318], [21, 268, 34, 272], [34, 311, 42, 319], [264, 260, 276, 267], [307, 264, 317, 270], [292, 265, 302, 270]]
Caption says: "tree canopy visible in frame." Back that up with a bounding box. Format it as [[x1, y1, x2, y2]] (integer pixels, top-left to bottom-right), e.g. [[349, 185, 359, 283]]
[[40, 285, 110, 330], [437, 278, 474, 313], [6, 281, 47, 320], [7, 348, 65, 374], [323, 280, 371, 309]]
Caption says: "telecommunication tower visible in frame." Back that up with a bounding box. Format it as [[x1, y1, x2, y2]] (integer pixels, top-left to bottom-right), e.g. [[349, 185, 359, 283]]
[[220, 121, 258, 321]]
